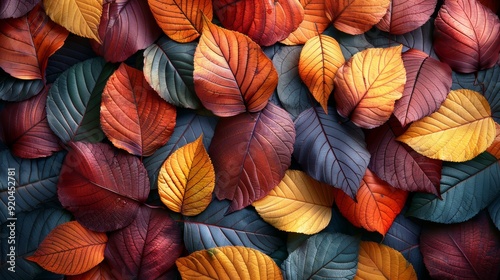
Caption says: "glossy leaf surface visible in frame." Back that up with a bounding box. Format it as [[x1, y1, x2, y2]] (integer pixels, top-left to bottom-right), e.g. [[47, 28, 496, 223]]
[[376, 0, 436, 35]]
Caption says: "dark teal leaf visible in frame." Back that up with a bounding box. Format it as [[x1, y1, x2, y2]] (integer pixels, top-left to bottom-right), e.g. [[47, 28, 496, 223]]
[[0, 150, 66, 221], [0, 69, 43, 102], [293, 106, 370, 199], [408, 152, 500, 223], [281, 232, 359, 280], [324, 27, 373, 60], [143, 109, 217, 189], [488, 194, 500, 230], [143, 36, 200, 109], [46, 57, 118, 144], [183, 199, 287, 265]]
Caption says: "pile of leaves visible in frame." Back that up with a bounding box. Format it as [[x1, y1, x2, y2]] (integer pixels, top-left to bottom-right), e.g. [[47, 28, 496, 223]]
[[1, 0, 500, 279]]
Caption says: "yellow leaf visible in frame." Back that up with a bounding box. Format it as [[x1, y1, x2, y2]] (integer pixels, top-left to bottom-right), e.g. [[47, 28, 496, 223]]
[[176, 246, 283, 280], [334, 45, 406, 129], [299, 35, 345, 113], [355, 241, 417, 280], [281, 0, 331, 45], [252, 170, 335, 234], [43, 0, 102, 43], [158, 135, 215, 216], [26, 221, 107, 275], [397, 89, 496, 162], [486, 123, 500, 159]]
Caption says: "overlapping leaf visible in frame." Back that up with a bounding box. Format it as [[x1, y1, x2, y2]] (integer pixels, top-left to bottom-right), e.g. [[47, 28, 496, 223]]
[[394, 49, 452, 126], [176, 246, 283, 279], [253, 170, 335, 234], [0, 0, 38, 19], [325, 0, 391, 35], [210, 103, 295, 211], [489, 195, 500, 230], [193, 17, 278, 117], [408, 152, 500, 223], [57, 142, 150, 232], [100, 63, 176, 156], [66, 261, 114, 280], [281, 233, 359, 279], [0, 69, 44, 102], [433, 0, 500, 73], [43, 0, 102, 42], [356, 241, 417, 279], [420, 212, 500, 279], [324, 27, 374, 60], [148, 0, 212, 43], [105, 206, 183, 279], [376, 0, 437, 35], [333, 169, 408, 235], [90, 0, 161, 62], [213, 0, 304, 46], [294, 106, 370, 199], [0, 4, 68, 80], [281, 0, 331, 45], [334, 45, 406, 129], [299, 35, 344, 113], [487, 123, 500, 158], [0, 88, 62, 158], [143, 36, 200, 109], [158, 136, 215, 216], [398, 89, 496, 162], [26, 221, 107, 275]]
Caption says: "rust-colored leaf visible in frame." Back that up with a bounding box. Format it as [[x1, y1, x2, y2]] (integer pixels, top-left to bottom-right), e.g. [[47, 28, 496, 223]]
[[281, 0, 331, 45], [376, 0, 437, 35], [194, 16, 278, 117], [66, 262, 114, 280], [100, 63, 176, 156], [487, 123, 500, 159]]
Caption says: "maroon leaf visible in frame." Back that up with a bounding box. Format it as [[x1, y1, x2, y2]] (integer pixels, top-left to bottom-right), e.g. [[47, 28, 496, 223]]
[[209, 103, 295, 212], [479, 0, 499, 13], [434, 0, 500, 73], [0, 87, 62, 158], [366, 116, 441, 196], [57, 142, 150, 232], [376, 0, 437, 35], [420, 212, 500, 280], [90, 0, 161, 62], [394, 49, 452, 126], [0, 0, 39, 19], [105, 206, 183, 280]]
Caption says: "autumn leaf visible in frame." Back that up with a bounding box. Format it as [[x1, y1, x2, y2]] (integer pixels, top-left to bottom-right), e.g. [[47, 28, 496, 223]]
[[376, 0, 437, 35], [193, 16, 278, 117], [487, 123, 500, 158], [66, 262, 114, 280], [334, 45, 406, 129], [26, 221, 107, 275], [281, 0, 331, 45], [397, 89, 496, 162], [253, 170, 335, 234], [299, 34, 345, 113], [176, 246, 283, 279], [158, 135, 215, 216], [0, 0, 38, 19]]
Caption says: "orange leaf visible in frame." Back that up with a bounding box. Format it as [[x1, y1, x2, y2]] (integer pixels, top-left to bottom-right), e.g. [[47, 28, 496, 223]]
[[0, 4, 69, 80], [325, 0, 391, 35], [148, 0, 212, 43], [334, 169, 408, 235], [334, 45, 406, 129], [281, 0, 331, 45], [66, 261, 114, 280], [26, 221, 107, 275], [299, 34, 345, 113], [100, 63, 176, 156], [356, 241, 417, 279], [158, 135, 215, 216], [193, 16, 278, 117], [487, 123, 500, 159]]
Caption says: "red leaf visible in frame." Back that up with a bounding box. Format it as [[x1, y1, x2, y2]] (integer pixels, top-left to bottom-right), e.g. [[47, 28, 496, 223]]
[[213, 0, 305, 46], [0, 87, 62, 158], [0, 0, 39, 19], [394, 49, 452, 126], [57, 142, 150, 232], [376, 0, 437, 35], [101, 63, 176, 156], [209, 103, 295, 212], [434, 0, 500, 73], [0, 3, 68, 80], [105, 206, 183, 279], [420, 212, 500, 279], [90, 0, 161, 62], [366, 116, 442, 196]]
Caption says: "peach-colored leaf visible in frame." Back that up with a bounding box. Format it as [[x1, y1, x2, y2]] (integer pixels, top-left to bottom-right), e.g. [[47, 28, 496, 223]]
[[281, 0, 331, 45]]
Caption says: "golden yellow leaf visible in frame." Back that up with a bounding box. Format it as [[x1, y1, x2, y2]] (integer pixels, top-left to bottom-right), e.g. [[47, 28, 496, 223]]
[[355, 241, 417, 280], [252, 170, 335, 234], [299, 35, 345, 113], [486, 123, 500, 159], [281, 0, 331, 45], [43, 0, 102, 43], [176, 246, 283, 280], [158, 135, 215, 216], [397, 89, 496, 162], [334, 45, 406, 129]]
